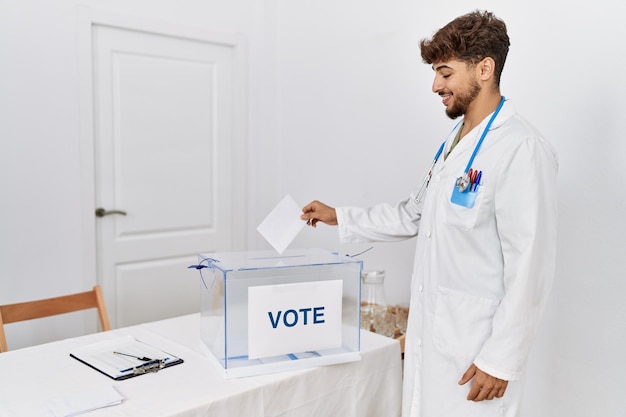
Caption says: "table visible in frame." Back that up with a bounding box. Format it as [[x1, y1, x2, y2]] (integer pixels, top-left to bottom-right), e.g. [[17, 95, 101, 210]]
[[0, 314, 402, 417]]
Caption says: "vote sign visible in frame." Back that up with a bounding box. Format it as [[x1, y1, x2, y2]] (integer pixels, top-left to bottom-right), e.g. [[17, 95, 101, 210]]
[[247, 280, 343, 359]]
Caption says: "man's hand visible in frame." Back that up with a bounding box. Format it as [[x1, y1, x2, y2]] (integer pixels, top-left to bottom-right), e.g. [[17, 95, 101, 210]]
[[301, 200, 337, 227], [458, 363, 508, 402]]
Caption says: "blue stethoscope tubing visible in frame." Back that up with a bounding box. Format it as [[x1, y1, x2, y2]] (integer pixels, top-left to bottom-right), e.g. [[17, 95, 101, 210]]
[[460, 95, 506, 175], [415, 96, 506, 202]]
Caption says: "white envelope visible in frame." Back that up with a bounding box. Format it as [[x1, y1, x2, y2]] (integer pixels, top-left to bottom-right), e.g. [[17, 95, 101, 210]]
[[257, 194, 305, 254]]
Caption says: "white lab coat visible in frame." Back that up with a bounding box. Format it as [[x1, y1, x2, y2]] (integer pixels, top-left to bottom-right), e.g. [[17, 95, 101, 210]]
[[336, 100, 558, 417]]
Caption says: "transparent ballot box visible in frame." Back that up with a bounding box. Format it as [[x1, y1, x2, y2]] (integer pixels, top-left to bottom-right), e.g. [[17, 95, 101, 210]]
[[197, 248, 362, 378]]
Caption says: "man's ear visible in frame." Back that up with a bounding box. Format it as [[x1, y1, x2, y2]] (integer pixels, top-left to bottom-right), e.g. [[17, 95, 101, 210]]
[[478, 57, 496, 81]]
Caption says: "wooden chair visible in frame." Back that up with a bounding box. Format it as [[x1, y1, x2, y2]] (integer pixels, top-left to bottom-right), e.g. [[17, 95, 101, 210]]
[[0, 285, 111, 352]]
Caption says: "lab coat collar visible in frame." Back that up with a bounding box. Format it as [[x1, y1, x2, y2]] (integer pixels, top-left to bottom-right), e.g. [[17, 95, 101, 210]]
[[443, 98, 516, 163]]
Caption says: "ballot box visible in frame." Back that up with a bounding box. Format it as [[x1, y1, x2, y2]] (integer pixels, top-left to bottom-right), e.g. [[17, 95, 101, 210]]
[[196, 248, 362, 378]]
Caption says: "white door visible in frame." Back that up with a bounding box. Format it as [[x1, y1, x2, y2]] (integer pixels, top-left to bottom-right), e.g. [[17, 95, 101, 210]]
[[88, 20, 246, 327]]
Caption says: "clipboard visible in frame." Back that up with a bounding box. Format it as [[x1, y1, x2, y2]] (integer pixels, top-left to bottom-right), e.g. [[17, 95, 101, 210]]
[[70, 336, 184, 380]]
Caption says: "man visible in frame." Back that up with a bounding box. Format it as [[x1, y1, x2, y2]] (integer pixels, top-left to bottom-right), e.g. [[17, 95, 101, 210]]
[[300, 10, 557, 417]]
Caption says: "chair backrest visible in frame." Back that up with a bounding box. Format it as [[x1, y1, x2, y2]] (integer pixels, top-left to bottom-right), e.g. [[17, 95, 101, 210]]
[[0, 285, 111, 352]]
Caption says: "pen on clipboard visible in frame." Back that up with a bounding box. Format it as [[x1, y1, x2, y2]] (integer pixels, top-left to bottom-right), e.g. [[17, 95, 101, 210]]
[[114, 351, 152, 361]]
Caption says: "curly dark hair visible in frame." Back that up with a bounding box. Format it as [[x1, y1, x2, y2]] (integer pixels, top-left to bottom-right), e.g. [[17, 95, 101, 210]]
[[420, 10, 510, 86]]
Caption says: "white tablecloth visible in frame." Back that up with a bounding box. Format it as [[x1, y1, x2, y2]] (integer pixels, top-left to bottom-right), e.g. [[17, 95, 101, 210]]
[[0, 314, 402, 417]]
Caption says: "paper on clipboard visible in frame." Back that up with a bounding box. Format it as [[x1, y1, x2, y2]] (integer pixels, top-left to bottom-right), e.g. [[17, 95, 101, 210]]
[[257, 194, 306, 254], [70, 336, 183, 380]]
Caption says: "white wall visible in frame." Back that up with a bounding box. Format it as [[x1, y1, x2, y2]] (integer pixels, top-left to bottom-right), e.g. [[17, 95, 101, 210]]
[[1, 0, 625, 416]]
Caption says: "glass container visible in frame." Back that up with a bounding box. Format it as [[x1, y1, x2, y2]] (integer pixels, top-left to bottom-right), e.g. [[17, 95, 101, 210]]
[[360, 270, 395, 337]]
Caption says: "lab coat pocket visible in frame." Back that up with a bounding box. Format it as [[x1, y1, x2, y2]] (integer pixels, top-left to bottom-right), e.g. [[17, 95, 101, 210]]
[[443, 186, 484, 230], [432, 286, 500, 363]]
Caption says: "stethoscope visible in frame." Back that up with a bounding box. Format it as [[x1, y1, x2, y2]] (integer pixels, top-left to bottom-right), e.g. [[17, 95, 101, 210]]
[[414, 96, 506, 204]]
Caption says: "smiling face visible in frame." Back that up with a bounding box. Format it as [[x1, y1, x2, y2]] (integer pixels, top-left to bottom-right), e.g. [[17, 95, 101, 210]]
[[431, 60, 481, 120]]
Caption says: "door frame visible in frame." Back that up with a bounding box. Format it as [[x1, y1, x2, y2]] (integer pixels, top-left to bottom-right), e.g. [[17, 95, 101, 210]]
[[77, 7, 248, 294]]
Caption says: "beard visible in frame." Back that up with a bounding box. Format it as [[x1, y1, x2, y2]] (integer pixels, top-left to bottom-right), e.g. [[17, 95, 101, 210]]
[[445, 79, 481, 119]]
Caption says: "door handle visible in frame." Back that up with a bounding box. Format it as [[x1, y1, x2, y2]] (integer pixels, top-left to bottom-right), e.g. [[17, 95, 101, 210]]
[[95, 207, 128, 218]]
